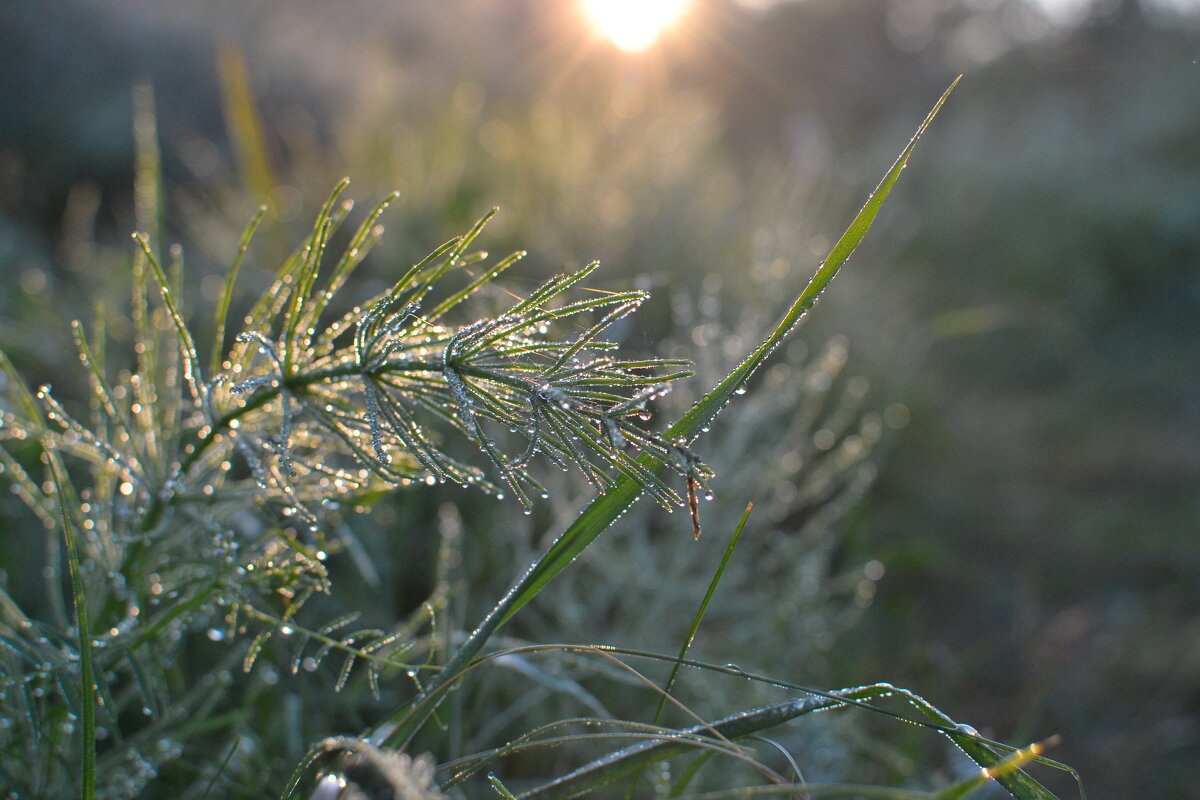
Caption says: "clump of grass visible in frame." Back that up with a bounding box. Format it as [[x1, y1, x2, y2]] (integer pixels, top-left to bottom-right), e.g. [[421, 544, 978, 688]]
[[0, 78, 1079, 799]]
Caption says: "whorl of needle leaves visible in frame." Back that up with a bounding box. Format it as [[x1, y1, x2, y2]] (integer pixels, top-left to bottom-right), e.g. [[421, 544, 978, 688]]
[[15, 179, 705, 540]]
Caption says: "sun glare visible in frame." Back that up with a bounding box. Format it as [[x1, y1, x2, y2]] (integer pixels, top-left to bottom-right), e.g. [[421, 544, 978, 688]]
[[582, 0, 689, 52]]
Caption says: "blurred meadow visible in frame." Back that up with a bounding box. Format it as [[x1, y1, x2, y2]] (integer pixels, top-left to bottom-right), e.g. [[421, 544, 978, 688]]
[[1, 0, 1198, 797]]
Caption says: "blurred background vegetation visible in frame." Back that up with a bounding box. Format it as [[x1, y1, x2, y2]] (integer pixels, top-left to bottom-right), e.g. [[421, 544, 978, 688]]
[[1, 0, 1197, 796]]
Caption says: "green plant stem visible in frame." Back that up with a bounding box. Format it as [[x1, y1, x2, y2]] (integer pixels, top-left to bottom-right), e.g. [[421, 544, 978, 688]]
[[50, 456, 96, 800], [139, 346, 686, 533]]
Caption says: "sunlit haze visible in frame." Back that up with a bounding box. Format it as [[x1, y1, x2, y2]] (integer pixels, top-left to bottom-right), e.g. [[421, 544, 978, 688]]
[[582, 0, 689, 52]]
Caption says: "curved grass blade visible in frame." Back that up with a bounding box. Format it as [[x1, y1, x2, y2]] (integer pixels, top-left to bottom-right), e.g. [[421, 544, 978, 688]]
[[934, 738, 1059, 800], [913, 705, 1062, 800], [599, 643, 1078, 795], [518, 685, 897, 799], [369, 80, 959, 754]]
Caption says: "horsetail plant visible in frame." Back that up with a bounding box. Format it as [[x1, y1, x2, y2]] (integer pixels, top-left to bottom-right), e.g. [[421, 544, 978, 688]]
[[0, 178, 708, 795], [0, 168, 715, 797]]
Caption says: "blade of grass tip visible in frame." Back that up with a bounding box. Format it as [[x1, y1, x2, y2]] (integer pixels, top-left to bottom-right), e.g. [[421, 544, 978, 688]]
[[211, 205, 268, 377], [900, 691, 1061, 800], [498, 77, 961, 622], [625, 502, 753, 800], [663, 75, 960, 446], [657, 502, 753, 722], [48, 454, 95, 800], [370, 81, 957, 751], [200, 738, 241, 800], [944, 735, 1062, 800], [933, 738, 1060, 800], [71, 320, 132, 446], [489, 774, 521, 800]]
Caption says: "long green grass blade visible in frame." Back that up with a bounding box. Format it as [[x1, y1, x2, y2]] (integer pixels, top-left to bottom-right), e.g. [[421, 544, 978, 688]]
[[49, 455, 95, 800], [497, 77, 959, 624], [369, 81, 957, 753]]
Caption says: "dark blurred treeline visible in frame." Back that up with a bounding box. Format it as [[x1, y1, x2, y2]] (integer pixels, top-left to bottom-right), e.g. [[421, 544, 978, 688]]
[[1, 0, 1197, 796]]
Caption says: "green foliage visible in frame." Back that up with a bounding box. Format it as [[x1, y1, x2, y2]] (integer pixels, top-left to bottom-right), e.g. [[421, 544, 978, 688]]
[[0, 78, 1078, 800], [0, 183, 702, 796]]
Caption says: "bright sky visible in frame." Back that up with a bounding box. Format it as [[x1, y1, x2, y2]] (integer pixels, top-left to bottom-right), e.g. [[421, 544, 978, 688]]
[[580, 0, 1199, 55]]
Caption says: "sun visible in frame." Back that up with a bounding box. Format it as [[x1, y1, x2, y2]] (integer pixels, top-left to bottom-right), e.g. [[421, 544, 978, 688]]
[[582, 0, 690, 53]]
